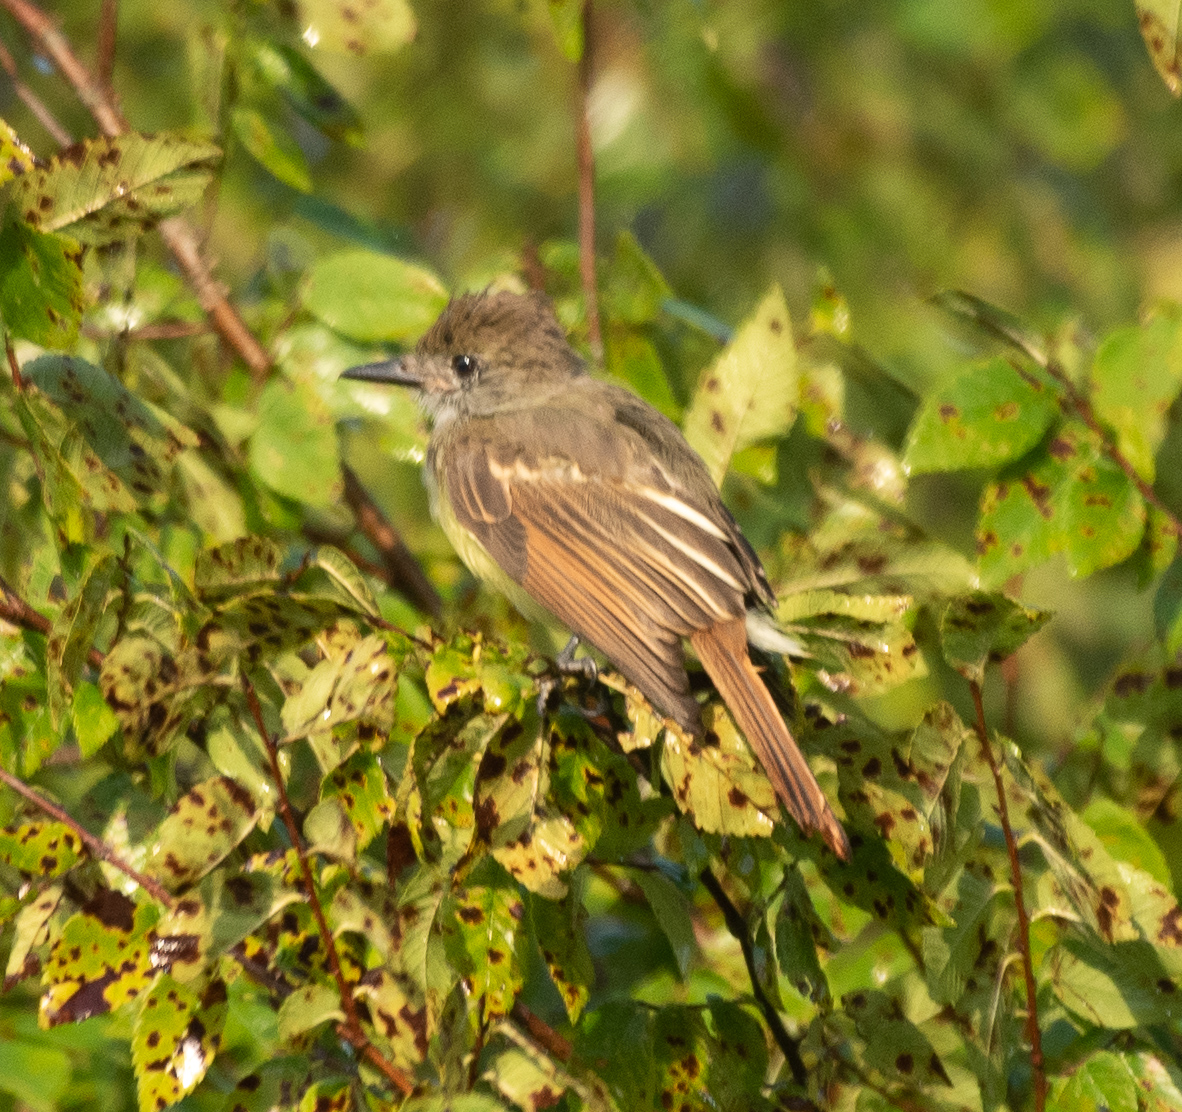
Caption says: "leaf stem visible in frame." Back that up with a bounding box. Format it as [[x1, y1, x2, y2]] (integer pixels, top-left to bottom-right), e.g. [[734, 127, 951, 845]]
[[968, 679, 1045, 1112], [241, 674, 415, 1096]]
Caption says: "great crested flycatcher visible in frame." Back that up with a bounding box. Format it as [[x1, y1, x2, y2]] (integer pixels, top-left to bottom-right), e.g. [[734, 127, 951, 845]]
[[343, 290, 851, 860]]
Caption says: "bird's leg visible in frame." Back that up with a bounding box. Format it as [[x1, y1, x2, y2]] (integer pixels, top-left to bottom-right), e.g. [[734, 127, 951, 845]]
[[555, 634, 597, 680]]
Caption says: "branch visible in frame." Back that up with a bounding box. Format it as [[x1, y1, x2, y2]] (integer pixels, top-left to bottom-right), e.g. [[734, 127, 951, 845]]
[[511, 1001, 573, 1063], [698, 868, 808, 1088], [0, 765, 174, 906], [342, 465, 442, 619], [96, 0, 117, 94], [969, 680, 1045, 1112], [0, 0, 273, 379], [574, 0, 601, 361], [0, 34, 72, 146], [0, 574, 105, 670], [241, 676, 415, 1097]]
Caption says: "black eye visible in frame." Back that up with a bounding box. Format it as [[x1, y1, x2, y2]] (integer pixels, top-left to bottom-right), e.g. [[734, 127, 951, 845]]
[[452, 354, 476, 378]]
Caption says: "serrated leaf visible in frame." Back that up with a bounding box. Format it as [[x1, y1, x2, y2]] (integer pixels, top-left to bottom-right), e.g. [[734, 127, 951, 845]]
[[660, 708, 778, 837], [46, 552, 119, 728], [193, 536, 282, 599], [353, 968, 428, 1069], [1050, 1050, 1139, 1112], [72, 680, 120, 756], [904, 356, 1059, 473], [977, 423, 1147, 584], [0, 220, 84, 348], [0, 119, 36, 184], [683, 286, 797, 485], [10, 133, 219, 245], [843, 989, 953, 1088], [303, 249, 447, 343], [23, 354, 199, 512], [632, 868, 696, 979], [1048, 937, 1182, 1028], [322, 751, 395, 851], [143, 776, 261, 890], [299, 0, 417, 55], [939, 591, 1051, 681]]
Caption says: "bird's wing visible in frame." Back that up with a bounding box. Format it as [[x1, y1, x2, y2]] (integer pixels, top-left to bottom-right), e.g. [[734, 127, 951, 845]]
[[438, 411, 753, 728]]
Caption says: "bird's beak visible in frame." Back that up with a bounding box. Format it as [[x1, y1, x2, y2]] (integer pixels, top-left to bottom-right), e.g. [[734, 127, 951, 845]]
[[340, 358, 421, 387]]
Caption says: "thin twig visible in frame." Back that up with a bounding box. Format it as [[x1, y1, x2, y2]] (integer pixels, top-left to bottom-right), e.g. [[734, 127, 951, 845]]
[[241, 676, 415, 1096], [342, 465, 442, 619], [0, 34, 73, 145], [698, 868, 808, 1088], [0, 0, 272, 379], [96, 0, 117, 93], [1043, 358, 1182, 538], [0, 574, 105, 670], [81, 320, 210, 341], [574, 0, 601, 361], [0, 766, 174, 905], [969, 680, 1045, 1112], [5, 334, 24, 391]]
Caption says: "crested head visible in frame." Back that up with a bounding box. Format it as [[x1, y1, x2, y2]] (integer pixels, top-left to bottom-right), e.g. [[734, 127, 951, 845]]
[[403, 290, 586, 424]]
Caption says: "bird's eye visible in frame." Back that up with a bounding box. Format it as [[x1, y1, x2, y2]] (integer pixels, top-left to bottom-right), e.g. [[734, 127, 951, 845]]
[[452, 354, 476, 379]]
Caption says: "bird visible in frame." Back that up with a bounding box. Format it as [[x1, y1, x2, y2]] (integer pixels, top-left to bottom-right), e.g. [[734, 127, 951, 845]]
[[342, 289, 851, 860]]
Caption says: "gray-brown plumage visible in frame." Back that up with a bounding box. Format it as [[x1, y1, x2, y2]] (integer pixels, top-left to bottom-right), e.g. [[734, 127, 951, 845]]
[[343, 290, 851, 860]]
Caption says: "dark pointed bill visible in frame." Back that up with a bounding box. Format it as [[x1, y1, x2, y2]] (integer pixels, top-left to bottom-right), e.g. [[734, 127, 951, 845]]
[[340, 358, 419, 385]]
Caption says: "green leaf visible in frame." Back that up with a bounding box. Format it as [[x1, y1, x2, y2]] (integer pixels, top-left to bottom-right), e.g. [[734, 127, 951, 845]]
[[683, 286, 797, 486], [1050, 1051, 1139, 1112], [903, 357, 1058, 473], [976, 423, 1147, 583], [545, 0, 584, 61], [774, 865, 833, 1004], [193, 536, 282, 599], [72, 680, 120, 756], [321, 751, 395, 851], [277, 981, 345, 1041], [9, 133, 219, 245], [302, 248, 448, 343], [939, 591, 1051, 681], [1048, 937, 1182, 1028], [143, 776, 261, 890], [602, 229, 672, 326], [843, 989, 952, 1088], [443, 868, 525, 1021], [230, 105, 313, 193], [298, 0, 417, 56], [0, 220, 84, 348], [632, 868, 696, 978], [249, 375, 342, 507], [1092, 310, 1182, 481], [352, 968, 428, 1070], [246, 41, 363, 145], [0, 1038, 71, 1112], [529, 887, 593, 1023], [0, 118, 36, 184]]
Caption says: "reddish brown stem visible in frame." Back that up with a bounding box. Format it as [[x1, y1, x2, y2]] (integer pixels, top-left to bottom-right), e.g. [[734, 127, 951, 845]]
[[511, 1002, 573, 1063], [969, 680, 1045, 1112], [0, 766, 174, 905], [342, 465, 442, 619], [96, 0, 117, 93], [574, 0, 601, 362], [5, 334, 24, 391], [0, 0, 272, 380], [241, 676, 414, 1096], [0, 575, 105, 670], [0, 34, 73, 145]]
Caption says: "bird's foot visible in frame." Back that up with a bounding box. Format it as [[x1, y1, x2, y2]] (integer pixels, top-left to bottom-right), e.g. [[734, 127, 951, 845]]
[[555, 635, 598, 681]]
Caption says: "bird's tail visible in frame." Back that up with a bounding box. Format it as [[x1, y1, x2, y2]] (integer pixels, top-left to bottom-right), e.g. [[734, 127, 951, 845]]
[[690, 617, 851, 860]]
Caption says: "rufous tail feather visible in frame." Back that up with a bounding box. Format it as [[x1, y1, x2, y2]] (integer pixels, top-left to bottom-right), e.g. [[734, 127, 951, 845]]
[[690, 617, 851, 860]]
